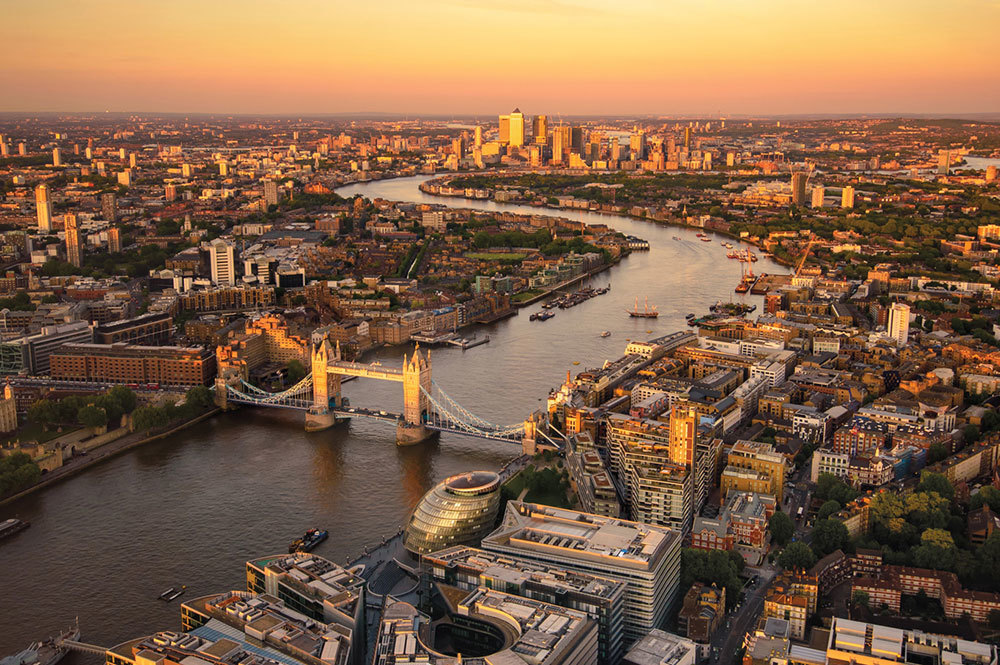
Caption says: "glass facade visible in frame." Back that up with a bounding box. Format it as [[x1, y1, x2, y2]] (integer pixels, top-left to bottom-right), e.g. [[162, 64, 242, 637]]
[[404, 471, 501, 555]]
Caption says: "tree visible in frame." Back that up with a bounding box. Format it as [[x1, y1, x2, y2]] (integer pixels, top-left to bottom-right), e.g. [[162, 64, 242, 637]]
[[812, 519, 850, 557], [108, 386, 137, 413], [818, 500, 842, 521], [77, 405, 108, 429], [921, 528, 955, 549], [27, 399, 58, 431], [927, 442, 949, 464], [852, 590, 870, 608], [185, 385, 213, 409], [815, 473, 858, 505], [778, 542, 817, 570], [964, 425, 982, 445], [768, 511, 794, 546], [286, 359, 307, 384], [132, 405, 169, 431], [917, 472, 955, 501]]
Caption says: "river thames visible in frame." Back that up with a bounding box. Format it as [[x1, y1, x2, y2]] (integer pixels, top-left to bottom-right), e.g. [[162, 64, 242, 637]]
[[0, 175, 784, 653]]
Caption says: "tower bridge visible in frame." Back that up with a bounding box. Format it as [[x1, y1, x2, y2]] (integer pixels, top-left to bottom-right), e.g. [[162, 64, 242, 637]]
[[216, 340, 562, 453]]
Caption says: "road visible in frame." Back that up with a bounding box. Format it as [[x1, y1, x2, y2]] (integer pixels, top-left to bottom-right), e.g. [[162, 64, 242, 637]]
[[713, 565, 778, 665], [710, 463, 814, 665]]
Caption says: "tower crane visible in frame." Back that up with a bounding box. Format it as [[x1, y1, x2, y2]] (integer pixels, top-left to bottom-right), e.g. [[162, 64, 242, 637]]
[[795, 233, 817, 278]]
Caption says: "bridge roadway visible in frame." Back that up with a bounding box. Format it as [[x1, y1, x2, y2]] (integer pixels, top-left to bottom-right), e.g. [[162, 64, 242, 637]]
[[328, 360, 402, 382]]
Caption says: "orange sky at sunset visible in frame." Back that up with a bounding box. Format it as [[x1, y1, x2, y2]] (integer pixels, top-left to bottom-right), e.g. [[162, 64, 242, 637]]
[[3, 0, 999, 115]]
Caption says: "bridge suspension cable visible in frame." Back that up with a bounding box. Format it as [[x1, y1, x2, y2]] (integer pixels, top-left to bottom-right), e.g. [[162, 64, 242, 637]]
[[428, 381, 523, 431], [421, 385, 524, 438]]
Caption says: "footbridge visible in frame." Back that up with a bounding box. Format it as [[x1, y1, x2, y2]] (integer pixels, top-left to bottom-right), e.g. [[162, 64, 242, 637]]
[[216, 340, 561, 452]]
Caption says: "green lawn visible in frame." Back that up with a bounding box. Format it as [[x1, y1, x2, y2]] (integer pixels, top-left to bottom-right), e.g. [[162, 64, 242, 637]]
[[502, 463, 573, 509], [512, 289, 544, 303], [1, 422, 79, 445], [465, 252, 528, 262]]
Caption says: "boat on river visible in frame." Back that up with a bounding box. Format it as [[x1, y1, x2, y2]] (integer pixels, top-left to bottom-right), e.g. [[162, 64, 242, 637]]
[[627, 296, 659, 318]]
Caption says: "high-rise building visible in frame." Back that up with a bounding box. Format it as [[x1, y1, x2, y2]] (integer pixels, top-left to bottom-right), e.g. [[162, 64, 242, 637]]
[[938, 149, 950, 175], [669, 406, 698, 467], [164, 183, 178, 201], [482, 501, 682, 647], [52, 147, 62, 166], [553, 125, 571, 162], [209, 238, 236, 286], [987, 165, 997, 182], [101, 192, 117, 221], [35, 184, 53, 232], [263, 180, 280, 207], [498, 115, 510, 143], [811, 185, 825, 208], [533, 114, 547, 145], [474, 125, 482, 148], [451, 137, 464, 159], [107, 226, 121, 253], [64, 213, 81, 268], [606, 413, 695, 535], [508, 108, 525, 147], [181, 163, 194, 178], [791, 172, 807, 206], [683, 127, 691, 148], [888, 301, 910, 347], [842, 185, 855, 209]]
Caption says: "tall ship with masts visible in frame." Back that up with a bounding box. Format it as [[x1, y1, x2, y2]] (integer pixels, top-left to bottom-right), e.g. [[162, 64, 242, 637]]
[[627, 296, 659, 318]]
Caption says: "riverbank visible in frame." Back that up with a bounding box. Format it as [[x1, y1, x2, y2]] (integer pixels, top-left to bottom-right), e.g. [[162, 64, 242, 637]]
[[420, 172, 796, 271], [0, 407, 220, 507]]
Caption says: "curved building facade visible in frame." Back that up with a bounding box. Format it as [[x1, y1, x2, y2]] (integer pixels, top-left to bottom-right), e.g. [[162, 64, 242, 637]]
[[403, 471, 501, 555]]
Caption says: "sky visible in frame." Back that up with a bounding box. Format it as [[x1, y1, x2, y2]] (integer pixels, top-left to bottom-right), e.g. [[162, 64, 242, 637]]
[[3, 0, 999, 116]]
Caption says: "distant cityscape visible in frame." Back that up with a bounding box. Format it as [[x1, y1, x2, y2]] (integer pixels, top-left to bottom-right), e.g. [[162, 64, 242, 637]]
[[2, 106, 1000, 665]]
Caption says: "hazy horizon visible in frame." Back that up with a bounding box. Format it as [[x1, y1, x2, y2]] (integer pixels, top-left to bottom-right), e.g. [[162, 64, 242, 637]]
[[3, 0, 999, 116]]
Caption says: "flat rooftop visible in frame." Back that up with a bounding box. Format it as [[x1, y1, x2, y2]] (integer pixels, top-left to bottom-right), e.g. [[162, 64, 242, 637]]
[[482, 501, 679, 569]]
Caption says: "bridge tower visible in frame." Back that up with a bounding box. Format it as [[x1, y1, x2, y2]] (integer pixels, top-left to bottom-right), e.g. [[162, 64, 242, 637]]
[[305, 339, 341, 432], [397, 345, 436, 446]]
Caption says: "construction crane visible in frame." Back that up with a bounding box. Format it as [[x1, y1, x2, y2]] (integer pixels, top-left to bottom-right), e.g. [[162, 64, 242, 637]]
[[795, 233, 817, 278]]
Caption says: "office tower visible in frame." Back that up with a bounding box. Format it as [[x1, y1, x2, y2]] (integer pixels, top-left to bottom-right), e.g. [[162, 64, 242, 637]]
[[209, 239, 236, 286], [888, 302, 910, 347], [533, 114, 547, 145], [52, 148, 62, 166], [553, 125, 570, 162], [791, 172, 807, 206], [498, 114, 510, 143], [451, 137, 464, 159], [101, 192, 117, 221], [35, 184, 53, 232], [842, 185, 855, 209], [611, 137, 622, 162], [473, 126, 482, 148], [683, 127, 691, 148], [987, 165, 997, 182], [107, 226, 121, 253], [630, 130, 646, 159], [483, 501, 682, 648], [811, 185, 825, 208], [64, 213, 81, 268], [938, 149, 950, 175], [263, 180, 280, 207], [508, 108, 525, 147]]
